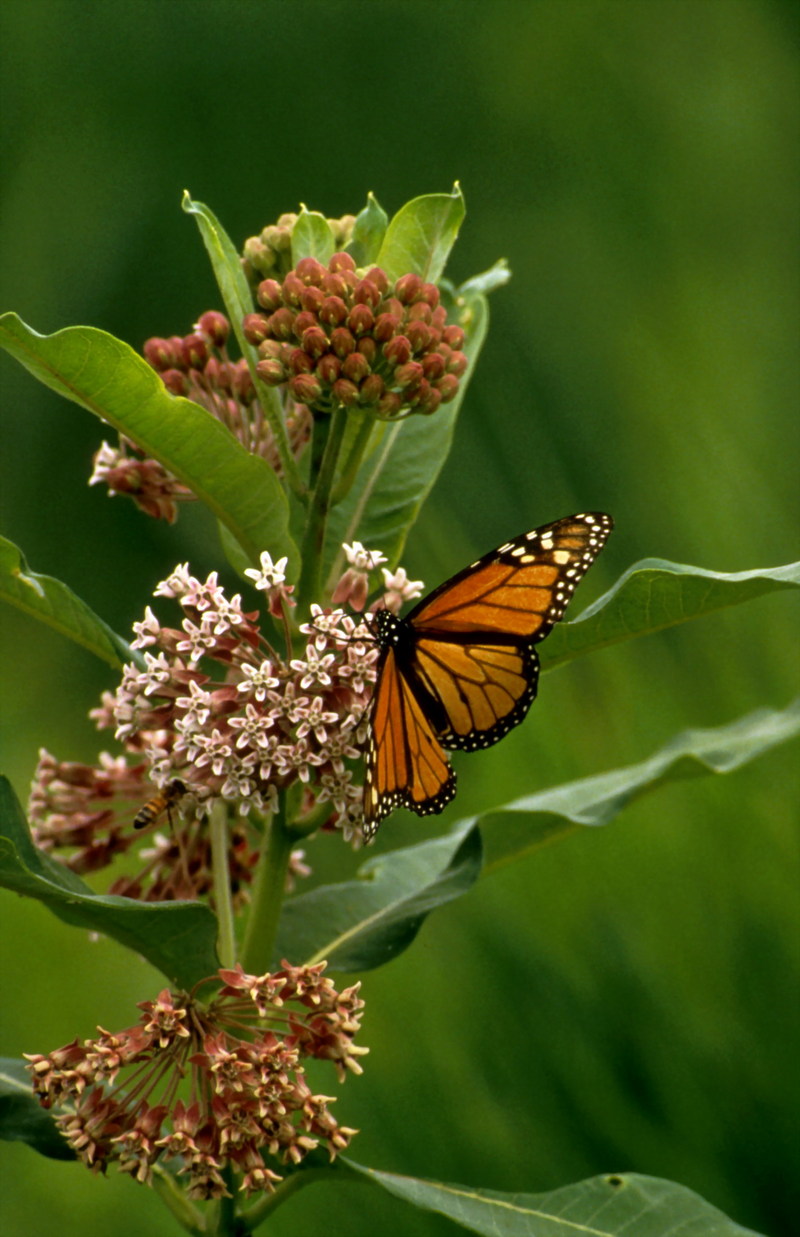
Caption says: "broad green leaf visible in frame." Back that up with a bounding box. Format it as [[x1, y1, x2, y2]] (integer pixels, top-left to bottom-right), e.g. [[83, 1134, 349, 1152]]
[[0, 312, 297, 574], [345, 1162, 763, 1237], [0, 777, 219, 988], [469, 698, 800, 874], [376, 184, 466, 283], [543, 558, 800, 669], [274, 825, 482, 972], [347, 192, 389, 267], [323, 288, 489, 585], [291, 205, 336, 267], [0, 1060, 74, 1161], [0, 535, 140, 670]]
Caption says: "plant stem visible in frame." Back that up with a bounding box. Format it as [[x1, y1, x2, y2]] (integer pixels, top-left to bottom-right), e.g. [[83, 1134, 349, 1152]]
[[297, 405, 349, 613], [330, 410, 375, 505], [152, 1165, 206, 1234], [210, 800, 237, 968], [240, 798, 294, 975]]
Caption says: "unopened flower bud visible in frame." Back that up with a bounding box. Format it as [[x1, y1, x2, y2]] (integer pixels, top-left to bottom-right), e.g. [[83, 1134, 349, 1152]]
[[373, 312, 399, 342], [342, 352, 370, 384], [359, 374, 385, 405], [358, 337, 377, 365], [300, 285, 325, 314], [196, 311, 230, 347], [383, 335, 412, 367], [395, 361, 424, 389], [377, 391, 403, 418], [182, 333, 210, 366], [406, 301, 432, 325], [295, 256, 326, 285], [257, 279, 283, 311], [268, 308, 296, 340], [233, 363, 254, 401], [328, 251, 356, 274], [316, 354, 341, 384], [162, 369, 189, 395], [332, 378, 359, 406], [421, 352, 445, 380], [347, 304, 374, 336], [319, 296, 348, 326], [302, 326, 329, 359], [406, 320, 433, 352], [293, 310, 318, 337], [365, 267, 389, 295], [321, 272, 348, 298], [282, 274, 306, 306], [290, 373, 322, 404], [243, 313, 271, 344], [436, 373, 460, 402], [420, 282, 441, 308], [288, 348, 314, 375], [143, 338, 178, 371], [330, 327, 356, 359], [353, 278, 382, 310], [446, 351, 468, 377], [442, 324, 465, 349], [394, 272, 423, 304], [256, 358, 286, 386], [419, 387, 442, 415]]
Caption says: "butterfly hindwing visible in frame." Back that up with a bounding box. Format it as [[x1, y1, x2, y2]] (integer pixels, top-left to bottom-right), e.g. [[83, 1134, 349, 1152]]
[[363, 512, 613, 835]]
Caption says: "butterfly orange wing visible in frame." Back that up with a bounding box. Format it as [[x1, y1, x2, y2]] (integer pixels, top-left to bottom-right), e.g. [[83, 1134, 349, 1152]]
[[363, 644, 456, 838], [405, 512, 613, 751]]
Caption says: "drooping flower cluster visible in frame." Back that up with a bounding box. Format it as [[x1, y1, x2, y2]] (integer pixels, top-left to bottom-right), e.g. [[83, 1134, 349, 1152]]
[[90, 310, 311, 522], [26, 961, 367, 1198], [244, 252, 468, 419], [28, 544, 424, 901]]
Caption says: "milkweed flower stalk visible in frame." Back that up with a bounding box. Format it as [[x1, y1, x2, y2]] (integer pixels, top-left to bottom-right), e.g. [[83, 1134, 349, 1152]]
[[28, 544, 425, 905], [25, 961, 367, 1198]]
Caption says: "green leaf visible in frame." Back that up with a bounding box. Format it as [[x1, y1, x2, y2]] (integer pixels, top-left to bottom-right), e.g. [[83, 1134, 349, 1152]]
[[347, 192, 389, 267], [0, 535, 139, 670], [0, 1060, 74, 1161], [275, 825, 482, 972], [323, 288, 489, 584], [0, 312, 298, 574], [543, 558, 800, 669], [345, 1162, 764, 1236], [291, 205, 336, 267], [455, 258, 512, 297], [376, 184, 466, 283], [0, 777, 219, 987], [470, 699, 800, 874]]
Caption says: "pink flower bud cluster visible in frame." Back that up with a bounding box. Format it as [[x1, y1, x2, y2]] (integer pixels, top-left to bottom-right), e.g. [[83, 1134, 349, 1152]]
[[89, 311, 311, 522], [26, 961, 366, 1197], [243, 252, 468, 419]]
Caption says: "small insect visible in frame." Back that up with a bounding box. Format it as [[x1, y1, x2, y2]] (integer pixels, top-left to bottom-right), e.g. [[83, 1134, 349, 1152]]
[[363, 512, 613, 838], [133, 779, 187, 830]]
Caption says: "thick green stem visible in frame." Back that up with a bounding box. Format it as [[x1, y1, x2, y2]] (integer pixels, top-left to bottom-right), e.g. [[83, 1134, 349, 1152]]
[[241, 1165, 347, 1230], [330, 411, 375, 505], [240, 799, 294, 975], [210, 800, 237, 968], [297, 405, 349, 613], [151, 1165, 206, 1234]]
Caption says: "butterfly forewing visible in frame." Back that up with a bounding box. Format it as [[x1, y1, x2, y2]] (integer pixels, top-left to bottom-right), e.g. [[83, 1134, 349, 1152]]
[[363, 512, 613, 835]]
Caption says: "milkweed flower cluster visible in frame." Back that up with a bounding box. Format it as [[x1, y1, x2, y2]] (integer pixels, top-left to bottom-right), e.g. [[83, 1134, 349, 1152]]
[[28, 545, 424, 901], [244, 251, 468, 419], [89, 310, 311, 522], [26, 961, 367, 1198]]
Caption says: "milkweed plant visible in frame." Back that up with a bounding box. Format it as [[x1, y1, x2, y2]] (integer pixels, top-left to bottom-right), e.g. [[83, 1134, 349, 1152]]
[[1, 188, 798, 1236]]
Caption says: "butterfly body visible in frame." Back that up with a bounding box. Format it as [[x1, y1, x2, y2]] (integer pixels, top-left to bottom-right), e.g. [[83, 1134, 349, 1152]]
[[363, 513, 613, 838]]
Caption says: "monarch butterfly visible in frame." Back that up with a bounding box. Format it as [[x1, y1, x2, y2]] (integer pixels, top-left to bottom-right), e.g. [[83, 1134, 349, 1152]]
[[133, 778, 187, 830], [362, 512, 613, 838]]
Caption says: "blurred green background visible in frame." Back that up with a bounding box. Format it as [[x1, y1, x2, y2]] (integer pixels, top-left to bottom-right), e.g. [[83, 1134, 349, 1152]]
[[1, 2, 798, 1235]]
